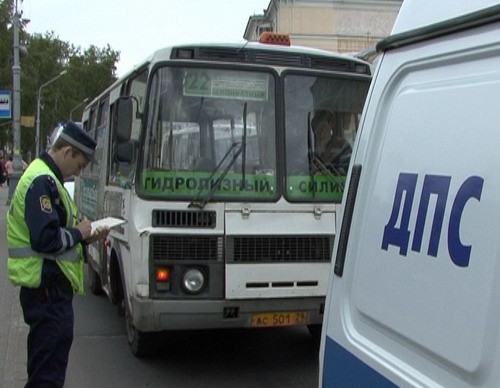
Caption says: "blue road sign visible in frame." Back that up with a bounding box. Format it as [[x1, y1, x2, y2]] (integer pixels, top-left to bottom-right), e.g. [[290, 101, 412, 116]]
[[0, 90, 12, 119]]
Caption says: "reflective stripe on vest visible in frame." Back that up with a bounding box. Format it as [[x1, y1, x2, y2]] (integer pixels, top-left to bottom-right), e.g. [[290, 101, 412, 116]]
[[8, 246, 80, 262]]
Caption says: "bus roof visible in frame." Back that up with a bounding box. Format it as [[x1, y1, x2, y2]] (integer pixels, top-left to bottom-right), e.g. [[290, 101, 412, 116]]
[[121, 39, 370, 81], [86, 39, 371, 112], [152, 40, 369, 70]]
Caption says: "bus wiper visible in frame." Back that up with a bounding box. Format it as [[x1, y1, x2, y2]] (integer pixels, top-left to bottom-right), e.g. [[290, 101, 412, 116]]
[[241, 102, 248, 189], [188, 142, 244, 209], [307, 111, 317, 197], [195, 97, 204, 122], [189, 103, 248, 209]]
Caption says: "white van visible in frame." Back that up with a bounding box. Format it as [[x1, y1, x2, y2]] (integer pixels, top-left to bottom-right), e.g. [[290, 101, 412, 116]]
[[320, 1, 500, 387]]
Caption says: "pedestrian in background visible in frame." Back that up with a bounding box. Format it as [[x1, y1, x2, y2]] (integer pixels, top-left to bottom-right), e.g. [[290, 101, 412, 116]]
[[6, 121, 109, 388], [0, 152, 6, 187], [5, 155, 13, 186]]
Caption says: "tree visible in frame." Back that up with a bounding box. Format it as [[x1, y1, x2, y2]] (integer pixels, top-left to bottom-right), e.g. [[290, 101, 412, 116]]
[[0, 0, 119, 157], [67, 43, 120, 113]]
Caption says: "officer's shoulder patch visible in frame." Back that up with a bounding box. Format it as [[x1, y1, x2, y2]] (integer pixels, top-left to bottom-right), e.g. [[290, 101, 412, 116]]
[[39, 195, 53, 213]]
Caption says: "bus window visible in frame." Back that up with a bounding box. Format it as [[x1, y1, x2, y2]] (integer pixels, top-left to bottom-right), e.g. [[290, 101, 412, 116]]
[[91, 97, 109, 177], [160, 122, 201, 170], [140, 66, 277, 201], [81, 104, 98, 178], [284, 74, 369, 202], [110, 68, 148, 187]]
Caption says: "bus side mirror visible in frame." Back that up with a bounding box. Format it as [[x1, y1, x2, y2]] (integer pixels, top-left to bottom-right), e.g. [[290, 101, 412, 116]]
[[116, 141, 135, 163], [115, 98, 134, 142]]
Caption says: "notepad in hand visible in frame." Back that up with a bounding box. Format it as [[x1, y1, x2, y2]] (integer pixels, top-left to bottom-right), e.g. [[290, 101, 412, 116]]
[[91, 217, 126, 234]]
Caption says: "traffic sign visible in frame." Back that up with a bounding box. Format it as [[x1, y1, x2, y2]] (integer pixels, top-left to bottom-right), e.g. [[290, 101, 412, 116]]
[[0, 90, 12, 119]]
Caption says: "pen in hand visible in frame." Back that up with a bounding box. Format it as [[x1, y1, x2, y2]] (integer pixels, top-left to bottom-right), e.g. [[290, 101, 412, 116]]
[[76, 217, 110, 242], [76, 216, 92, 240]]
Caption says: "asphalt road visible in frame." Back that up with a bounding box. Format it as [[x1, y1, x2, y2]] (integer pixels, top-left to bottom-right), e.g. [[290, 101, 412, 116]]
[[68, 290, 319, 387]]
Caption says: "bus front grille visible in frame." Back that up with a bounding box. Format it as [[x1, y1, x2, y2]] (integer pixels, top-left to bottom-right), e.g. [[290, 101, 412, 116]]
[[151, 235, 223, 261], [151, 235, 333, 263], [152, 210, 216, 228], [227, 235, 334, 263]]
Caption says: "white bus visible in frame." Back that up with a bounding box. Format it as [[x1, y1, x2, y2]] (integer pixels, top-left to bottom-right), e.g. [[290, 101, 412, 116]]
[[75, 33, 371, 357]]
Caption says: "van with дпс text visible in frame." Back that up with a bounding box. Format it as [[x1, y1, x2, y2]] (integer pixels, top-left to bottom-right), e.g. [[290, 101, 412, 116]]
[[319, 1, 500, 386]]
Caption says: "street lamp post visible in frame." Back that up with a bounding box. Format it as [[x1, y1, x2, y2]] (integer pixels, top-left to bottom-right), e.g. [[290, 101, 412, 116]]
[[8, 0, 22, 204], [69, 97, 89, 121], [35, 69, 67, 156]]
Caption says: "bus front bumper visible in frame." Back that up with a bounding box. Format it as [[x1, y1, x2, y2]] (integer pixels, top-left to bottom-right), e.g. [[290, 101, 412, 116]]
[[130, 295, 325, 332]]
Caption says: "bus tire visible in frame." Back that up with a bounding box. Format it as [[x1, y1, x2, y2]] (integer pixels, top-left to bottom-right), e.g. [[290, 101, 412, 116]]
[[88, 264, 103, 295], [110, 255, 125, 316], [307, 324, 322, 341], [125, 304, 157, 358]]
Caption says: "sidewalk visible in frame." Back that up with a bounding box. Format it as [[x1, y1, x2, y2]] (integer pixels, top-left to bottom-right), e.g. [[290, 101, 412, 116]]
[[0, 185, 28, 387]]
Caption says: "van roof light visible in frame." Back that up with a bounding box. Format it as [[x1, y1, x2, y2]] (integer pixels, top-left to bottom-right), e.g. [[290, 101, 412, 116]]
[[259, 32, 291, 46]]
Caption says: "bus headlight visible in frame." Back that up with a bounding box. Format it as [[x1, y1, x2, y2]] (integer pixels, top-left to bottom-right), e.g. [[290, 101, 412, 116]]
[[182, 268, 206, 294]]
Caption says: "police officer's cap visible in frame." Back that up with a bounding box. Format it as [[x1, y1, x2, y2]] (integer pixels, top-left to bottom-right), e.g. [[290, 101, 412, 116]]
[[59, 121, 98, 164]]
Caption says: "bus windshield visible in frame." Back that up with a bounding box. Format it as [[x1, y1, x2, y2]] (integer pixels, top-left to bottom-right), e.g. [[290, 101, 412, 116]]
[[139, 66, 277, 201], [138, 65, 370, 203]]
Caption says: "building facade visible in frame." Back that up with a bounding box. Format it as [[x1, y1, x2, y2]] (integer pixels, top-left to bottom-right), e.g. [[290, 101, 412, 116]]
[[244, 0, 403, 57]]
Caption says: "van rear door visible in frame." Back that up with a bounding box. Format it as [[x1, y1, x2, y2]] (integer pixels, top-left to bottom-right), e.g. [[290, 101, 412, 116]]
[[320, 2, 500, 387]]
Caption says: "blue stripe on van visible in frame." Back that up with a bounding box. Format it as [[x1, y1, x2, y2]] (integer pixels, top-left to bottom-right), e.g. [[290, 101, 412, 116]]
[[323, 336, 397, 387]]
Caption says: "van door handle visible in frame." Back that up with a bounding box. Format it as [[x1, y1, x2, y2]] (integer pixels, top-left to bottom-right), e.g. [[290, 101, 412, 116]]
[[334, 164, 362, 277]]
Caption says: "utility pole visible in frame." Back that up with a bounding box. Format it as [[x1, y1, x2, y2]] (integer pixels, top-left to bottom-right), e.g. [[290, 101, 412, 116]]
[[8, 0, 22, 204]]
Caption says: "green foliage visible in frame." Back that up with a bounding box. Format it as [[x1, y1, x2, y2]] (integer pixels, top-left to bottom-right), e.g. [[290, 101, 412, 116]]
[[0, 0, 119, 156]]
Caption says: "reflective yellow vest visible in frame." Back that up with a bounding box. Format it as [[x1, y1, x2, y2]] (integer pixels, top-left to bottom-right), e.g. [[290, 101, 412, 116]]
[[7, 159, 85, 294]]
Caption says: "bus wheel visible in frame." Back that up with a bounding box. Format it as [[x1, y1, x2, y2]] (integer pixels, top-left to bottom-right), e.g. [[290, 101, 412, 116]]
[[307, 324, 322, 341], [125, 304, 157, 358], [88, 264, 103, 295]]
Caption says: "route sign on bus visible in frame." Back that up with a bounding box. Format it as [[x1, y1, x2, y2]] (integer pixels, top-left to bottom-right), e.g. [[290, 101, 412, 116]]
[[184, 70, 268, 101]]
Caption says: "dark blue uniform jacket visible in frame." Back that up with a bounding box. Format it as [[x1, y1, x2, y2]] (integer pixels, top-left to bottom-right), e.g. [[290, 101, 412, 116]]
[[25, 152, 83, 255]]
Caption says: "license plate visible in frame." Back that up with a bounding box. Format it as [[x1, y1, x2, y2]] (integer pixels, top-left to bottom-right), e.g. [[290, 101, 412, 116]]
[[251, 311, 309, 328]]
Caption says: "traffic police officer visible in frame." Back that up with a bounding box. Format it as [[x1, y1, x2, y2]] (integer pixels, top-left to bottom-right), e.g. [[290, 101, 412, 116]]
[[7, 121, 109, 387]]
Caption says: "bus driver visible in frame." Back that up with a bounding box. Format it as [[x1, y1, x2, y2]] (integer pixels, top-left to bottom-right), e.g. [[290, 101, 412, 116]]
[[311, 110, 352, 172]]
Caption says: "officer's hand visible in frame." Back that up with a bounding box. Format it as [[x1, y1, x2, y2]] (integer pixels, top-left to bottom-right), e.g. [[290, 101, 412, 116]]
[[86, 226, 110, 243], [77, 217, 93, 240]]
